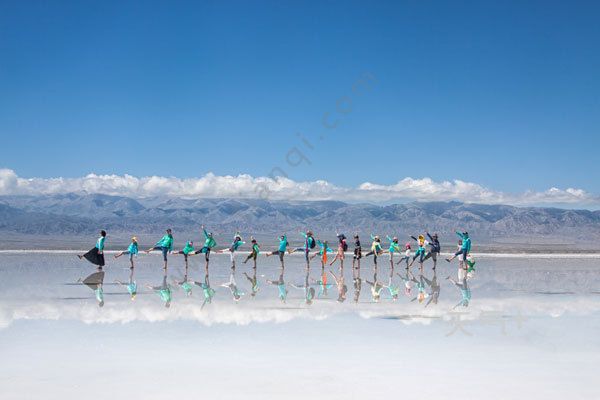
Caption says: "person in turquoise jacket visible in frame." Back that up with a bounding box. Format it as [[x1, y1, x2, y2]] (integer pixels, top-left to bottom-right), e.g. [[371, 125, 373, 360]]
[[386, 235, 402, 269], [191, 225, 216, 270], [115, 237, 138, 269], [446, 231, 472, 264], [266, 233, 288, 268], [77, 230, 107, 271], [215, 232, 244, 268], [172, 240, 194, 269], [310, 239, 334, 269], [145, 228, 174, 269]]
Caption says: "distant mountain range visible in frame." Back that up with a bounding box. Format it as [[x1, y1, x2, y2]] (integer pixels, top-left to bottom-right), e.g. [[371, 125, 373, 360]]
[[1, 194, 599, 250]]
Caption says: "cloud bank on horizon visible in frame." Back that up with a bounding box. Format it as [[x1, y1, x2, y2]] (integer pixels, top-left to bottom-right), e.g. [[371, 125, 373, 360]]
[[1, 168, 598, 207]]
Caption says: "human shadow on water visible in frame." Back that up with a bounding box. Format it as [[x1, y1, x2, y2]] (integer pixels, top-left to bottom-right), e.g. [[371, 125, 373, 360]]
[[114, 266, 137, 301], [76, 271, 105, 307], [188, 270, 215, 309]]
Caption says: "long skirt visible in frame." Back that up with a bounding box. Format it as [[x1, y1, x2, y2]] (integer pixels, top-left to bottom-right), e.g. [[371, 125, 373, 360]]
[[83, 247, 105, 266]]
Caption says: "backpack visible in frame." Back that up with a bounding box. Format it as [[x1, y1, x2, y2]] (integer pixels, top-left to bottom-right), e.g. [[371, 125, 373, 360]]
[[343, 241, 348, 252], [308, 237, 316, 249]]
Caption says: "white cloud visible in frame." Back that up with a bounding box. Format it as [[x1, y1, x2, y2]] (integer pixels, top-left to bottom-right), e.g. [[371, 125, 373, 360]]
[[1, 168, 599, 207]]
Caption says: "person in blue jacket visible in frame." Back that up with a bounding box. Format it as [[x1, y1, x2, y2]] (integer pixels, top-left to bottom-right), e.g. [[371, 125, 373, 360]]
[[289, 230, 316, 270], [422, 231, 441, 270], [191, 225, 216, 270], [215, 232, 244, 269], [145, 228, 174, 269], [446, 231, 471, 264], [78, 230, 107, 271]]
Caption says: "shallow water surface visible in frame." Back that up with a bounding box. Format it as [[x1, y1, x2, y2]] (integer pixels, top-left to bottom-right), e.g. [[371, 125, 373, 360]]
[[0, 252, 598, 399]]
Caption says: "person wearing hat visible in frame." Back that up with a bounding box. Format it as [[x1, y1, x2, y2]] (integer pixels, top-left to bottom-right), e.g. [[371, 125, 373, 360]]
[[115, 237, 138, 269], [362, 234, 384, 270], [407, 234, 427, 271], [145, 228, 174, 269], [422, 231, 441, 270], [215, 232, 245, 269], [446, 230, 471, 264], [396, 243, 412, 269], [77, 230, 107, 271], [289, 230, 316, 270], [386, 235, 403, 269], [266, 232, 288, 269], [352, 232, 362, 271], [191, 225, 216, 270], [329, 232, 347, 268]]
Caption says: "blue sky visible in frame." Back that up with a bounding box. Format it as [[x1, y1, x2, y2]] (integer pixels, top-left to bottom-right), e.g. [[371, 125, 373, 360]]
[[1, 0, 599, 200]]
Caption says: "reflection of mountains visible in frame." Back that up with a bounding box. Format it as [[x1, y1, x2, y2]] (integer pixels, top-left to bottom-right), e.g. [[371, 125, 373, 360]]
[[1, 194, 600, 244]]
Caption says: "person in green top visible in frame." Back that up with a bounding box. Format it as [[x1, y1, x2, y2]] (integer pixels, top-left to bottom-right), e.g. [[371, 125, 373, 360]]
[[242, 236, 260, 268], [266, 233, 288, 268], [114, 237, 138, 269], [145, 228, 174, 269], [144, 268, 172, 308], [191, 225, 216, 270], [172, 240, 194, 269], [386, 235, 402, 269], [215, 232, 244, 269], [77, 230, 107, 271], [362, 234, 384, 271], [446, 230, 472, 264], [114, 266, 137, 301]]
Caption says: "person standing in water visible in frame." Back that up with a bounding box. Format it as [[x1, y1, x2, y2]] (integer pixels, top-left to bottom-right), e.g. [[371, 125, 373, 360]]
[[407, 234, 427, 272], [362, 234, 384, 271], [352, 233, 362, 271], [114, 267, 137, 301], [144, 268, 172, 308], [145, 228, 174, 270], [310, 238, 333, 267], [114, 237, 138, 269], [172, 240, 194, 269], [289, 230, 316, 270], [386, 235, 403, 269], [329, 232, 347, 268], [446, 231, 471, 264], [447, 275, 471, 309], [266, 233, 288, 269], [215, 232, 244, 269], [191, 225, 216, 270], [396, 243, 411, 269], [422, 231, 441, 270], [77, 230, 107, 271], [242, 236, 260, 268]]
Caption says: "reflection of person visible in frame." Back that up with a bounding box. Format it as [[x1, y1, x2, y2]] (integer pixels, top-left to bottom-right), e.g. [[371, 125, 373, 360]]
[[383, 263, 399, 301], [288, 270, 315, 305], [114, 237, 138, 269], [114, 267, 137, 301], [77, 271, 105, 307], [447, 276, 471, 309], [144, 269, 172, 308], [409, 271, 427, 303], [77, 230, 106, 271], [352, 261, 362, 303], [328, 269, 347, 302], [243, 268, 259, 298], [188, 271, 215, 309], [311, 270, 334, 297], [362, 272, 384, 302], [396, 271, 413, 297], [171, 268, 194, 297], [217, 267, 244, 303], [422, 271, 440, 307], [266, 268, 288, 303], [145, 228, 174, 269], [266, 233, 288, 268]]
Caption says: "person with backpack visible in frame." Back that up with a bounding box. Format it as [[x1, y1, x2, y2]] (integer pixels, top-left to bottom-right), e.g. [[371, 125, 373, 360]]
[[329, 232, 347, 268], [289, 230, 316, 269], [266, 233, 288, 268]]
